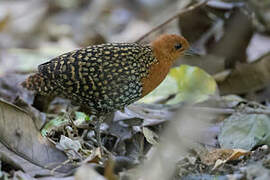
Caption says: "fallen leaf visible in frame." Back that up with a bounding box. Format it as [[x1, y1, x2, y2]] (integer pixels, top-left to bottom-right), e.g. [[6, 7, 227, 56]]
[[200, 148, 234, 166], [140, 65, 217, 104], [75, 112, 90, 123], [142, 127, 159, 145], [218, 113, 270, 150], [56, 135, 82, 160], [13, 171, 36, 180], [247, 33, 270, 61], [218, 53, 270, 95], [41, 116, 69, 137], [228, 149, 251, 161], [170, 65, 217, 103], [104, 158, 117, 180], [75, 165, 106, 180], [0, 99, 72, 172], [200, 148, 250, 170], [208, 8, 253, 67], [0, 142, 56, 177], [81, 148, 101, 164], [0, 14, 10, 32]]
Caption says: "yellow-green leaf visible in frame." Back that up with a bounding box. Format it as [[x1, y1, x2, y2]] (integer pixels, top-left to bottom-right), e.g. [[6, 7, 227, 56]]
[[140, 65, 217, 104]]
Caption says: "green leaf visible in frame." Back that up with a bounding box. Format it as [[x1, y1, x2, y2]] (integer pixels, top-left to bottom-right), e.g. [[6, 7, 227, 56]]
[[75, 111, 90, 121], [74, 111, 90, 126], [41, 116, 69, 137], [140, 65, 217, 104], [218, 114, 270, 150]]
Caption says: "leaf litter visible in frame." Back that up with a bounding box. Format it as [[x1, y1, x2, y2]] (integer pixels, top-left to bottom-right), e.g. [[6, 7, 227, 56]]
[[0, 0, 270, 179]]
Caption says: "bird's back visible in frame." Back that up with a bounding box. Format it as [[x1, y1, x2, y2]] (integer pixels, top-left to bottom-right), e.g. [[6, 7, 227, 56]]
[[22, 43, 157, 113]]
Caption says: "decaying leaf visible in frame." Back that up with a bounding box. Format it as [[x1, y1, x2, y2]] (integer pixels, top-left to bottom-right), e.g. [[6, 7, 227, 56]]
[[218, 53, 270, 95], [247, 33, 270, 61], [200, 148, 250, 170], [104, 158, 118, 180], [0, 14, 10, 32], [81, 147, 102, 164], [75, 165, 105, 180], [0, 142, 57, 177], [0, 99, 72, 172], [41, 116, 69, 136], [212, 149, 251, 170], [142, 127, 159, 145], [218, 113, 270, 150], [56, 135, 82, 160]]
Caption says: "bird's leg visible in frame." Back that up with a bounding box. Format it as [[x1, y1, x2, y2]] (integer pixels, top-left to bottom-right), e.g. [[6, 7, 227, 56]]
[[94, 116, 102, 149], [94, 115, 109, 154]]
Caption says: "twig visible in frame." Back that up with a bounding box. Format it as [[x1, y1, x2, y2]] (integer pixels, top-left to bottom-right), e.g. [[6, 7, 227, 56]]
[[186, 107, 235, 114], [50, 159, 71, 175], [135, 0, 209, 43], [177, 106, 270, 115], [134, 103, 270, 116]]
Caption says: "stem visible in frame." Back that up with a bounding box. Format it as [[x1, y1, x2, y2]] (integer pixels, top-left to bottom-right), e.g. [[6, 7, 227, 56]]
[[135, 0, 209, 43]]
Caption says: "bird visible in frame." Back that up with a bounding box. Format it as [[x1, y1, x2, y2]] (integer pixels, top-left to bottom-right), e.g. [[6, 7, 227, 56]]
[[22, 34, 192, 150]]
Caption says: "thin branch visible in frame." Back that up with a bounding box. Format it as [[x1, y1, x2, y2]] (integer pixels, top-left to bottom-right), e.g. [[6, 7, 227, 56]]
[[132, 103, 270, 116], [135, 0, 209, 43], [181, 106, 270, 115], [186, 107, 235, 114]]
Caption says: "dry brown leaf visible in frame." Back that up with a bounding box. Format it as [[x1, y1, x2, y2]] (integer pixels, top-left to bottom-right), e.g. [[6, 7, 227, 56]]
[[208, 9, 253, 68], [200, 149, 234, 166], [104, 158, 118, 180], [0, 98, 73, 172], [142, 127, 159, 145], [200, 148, 250, 168], [81, 148, 102, 164], [227, 149, 251, 161], [0, 142, 55, 177], [0, 14, 10, 32], [218, 53, 270, 95]]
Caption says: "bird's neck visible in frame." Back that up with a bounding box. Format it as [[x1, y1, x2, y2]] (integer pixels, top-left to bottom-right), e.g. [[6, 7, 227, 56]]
[[141, 49, 173, 97]]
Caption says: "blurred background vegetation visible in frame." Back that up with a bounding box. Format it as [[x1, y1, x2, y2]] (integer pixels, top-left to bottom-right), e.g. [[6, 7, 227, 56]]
[[1, 0, 270, 102], [1, 0, 270, 180]]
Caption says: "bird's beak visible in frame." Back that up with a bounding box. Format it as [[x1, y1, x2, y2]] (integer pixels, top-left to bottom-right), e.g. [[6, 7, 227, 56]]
[[184, 47, 201, 57]]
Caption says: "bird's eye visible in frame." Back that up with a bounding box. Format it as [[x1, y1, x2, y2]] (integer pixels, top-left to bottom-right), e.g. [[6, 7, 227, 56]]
[[174, 43, 182, 50]]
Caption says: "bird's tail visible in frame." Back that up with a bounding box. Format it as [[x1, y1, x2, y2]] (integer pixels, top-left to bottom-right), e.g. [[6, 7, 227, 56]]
[[21, 73, 54, 95]]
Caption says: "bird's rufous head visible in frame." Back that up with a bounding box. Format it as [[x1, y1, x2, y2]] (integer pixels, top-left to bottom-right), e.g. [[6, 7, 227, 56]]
[[150, 34, 189, 63]]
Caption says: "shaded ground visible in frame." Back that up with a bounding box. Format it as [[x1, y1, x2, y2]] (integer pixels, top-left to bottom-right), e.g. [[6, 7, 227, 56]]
[[0, 0, 270, 179]]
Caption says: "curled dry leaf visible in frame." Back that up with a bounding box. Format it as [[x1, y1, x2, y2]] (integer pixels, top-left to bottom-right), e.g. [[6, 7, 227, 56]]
[[56, 135, 82, 160], [142, 127, 159, 145], [212, 149, 251, 170], [0, 98, 72, 173], [200, 148, 250, 170]]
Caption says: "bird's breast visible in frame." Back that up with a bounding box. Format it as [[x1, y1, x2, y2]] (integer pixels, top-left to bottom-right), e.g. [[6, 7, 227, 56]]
[[141, 60, 172, 97]]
